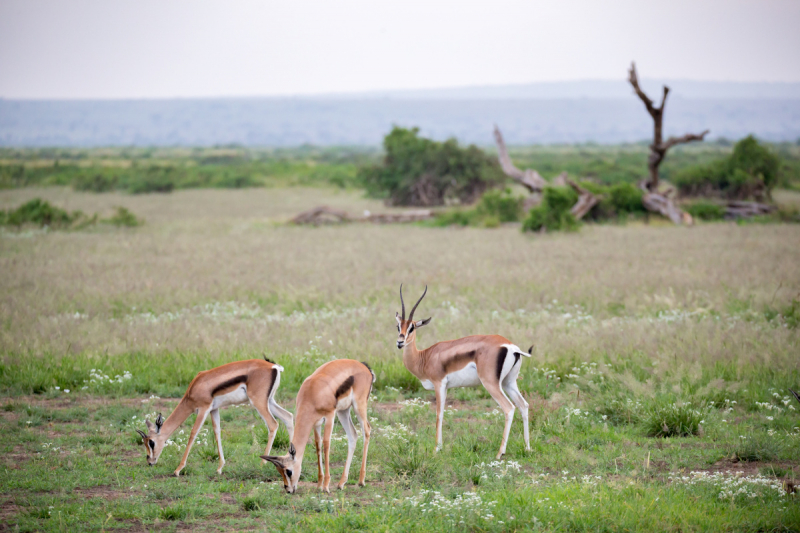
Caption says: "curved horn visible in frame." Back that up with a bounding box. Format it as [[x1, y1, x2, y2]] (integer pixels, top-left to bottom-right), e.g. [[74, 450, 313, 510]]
[[136, 429, 147, 439], [408, 285, 427, 321], [399, 284, 406, 320]]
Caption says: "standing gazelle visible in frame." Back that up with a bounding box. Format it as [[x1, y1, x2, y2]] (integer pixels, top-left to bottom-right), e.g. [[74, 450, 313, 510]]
[[136, 358, 294, 476], [262, 359, 374, 494], [396, 285, 531, 459]]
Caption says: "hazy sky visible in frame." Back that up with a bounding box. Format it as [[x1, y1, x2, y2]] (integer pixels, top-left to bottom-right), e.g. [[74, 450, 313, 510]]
[[1, 0, 799, 99]]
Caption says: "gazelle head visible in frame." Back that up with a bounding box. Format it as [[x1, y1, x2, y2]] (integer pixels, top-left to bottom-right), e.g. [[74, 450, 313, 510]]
[[136, 413, 165, 466], [396, 284, 432, 349], [261, 443, 299, 493]]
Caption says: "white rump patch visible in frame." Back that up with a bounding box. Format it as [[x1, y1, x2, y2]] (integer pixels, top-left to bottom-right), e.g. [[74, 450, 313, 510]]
[[274, 364, 285, 372], [502, 343, 529, 358]]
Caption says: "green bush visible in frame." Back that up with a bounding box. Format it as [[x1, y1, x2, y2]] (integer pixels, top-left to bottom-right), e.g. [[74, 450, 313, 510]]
[[2, 198, 80, 228], [72, 172, 119, 192], [475, 188, 524, 222], [608, 183, 646, 214], [674, 136, 780, 200], [684, 200, 726, 221], [522, 187, 580, 232], [127, 168, 176, 194], [360, 127, 503, 206], [103, 207, 142, 227]]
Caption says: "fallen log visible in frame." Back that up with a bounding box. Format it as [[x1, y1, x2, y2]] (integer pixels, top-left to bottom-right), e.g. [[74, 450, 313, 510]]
[[291, 206, 434, 225], [493, 125, 547, 194], [724, 201, 776, 219]]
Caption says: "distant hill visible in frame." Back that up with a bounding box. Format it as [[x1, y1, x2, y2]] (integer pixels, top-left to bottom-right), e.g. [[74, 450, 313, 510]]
[[2, 80, 799, 147]]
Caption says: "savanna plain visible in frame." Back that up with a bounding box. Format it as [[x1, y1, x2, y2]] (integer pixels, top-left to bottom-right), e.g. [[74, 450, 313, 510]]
[[1, 185, 799, 532]]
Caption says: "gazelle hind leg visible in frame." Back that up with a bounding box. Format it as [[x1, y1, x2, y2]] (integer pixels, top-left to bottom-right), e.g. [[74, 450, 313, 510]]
[[268, 399, 295, 442], [175, 407, 211, 476], [336, 408, 358, 489], [503, 379, 530, 451], [250, 397, 280, 458], [482, 379, 516, 459], [353, 396, 371, 486], [209, 409, 226, 474]]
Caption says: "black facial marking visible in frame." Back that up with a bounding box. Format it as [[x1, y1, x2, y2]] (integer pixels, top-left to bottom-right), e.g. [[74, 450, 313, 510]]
[[149, 440, 155, 450], [334, 375, 355, 398], [211, 375, 248, 396], [496, 347, 508, 380], [266, 367, 278, 401], [286, 469, 293, 478]]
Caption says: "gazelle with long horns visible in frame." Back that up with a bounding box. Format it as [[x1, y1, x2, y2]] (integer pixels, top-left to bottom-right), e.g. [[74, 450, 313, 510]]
[[262, 359, 374, 494], [396, 285, 531, 459], [136, 358, 294, 476]]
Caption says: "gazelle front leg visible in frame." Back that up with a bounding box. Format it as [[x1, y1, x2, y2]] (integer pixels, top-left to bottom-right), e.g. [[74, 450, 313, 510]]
[[434, 379, 447, 452], [174, 408, 211, 476], [314, 420, 324, 489], [209, 409, 226, 474], [321, 412, 336, 493]]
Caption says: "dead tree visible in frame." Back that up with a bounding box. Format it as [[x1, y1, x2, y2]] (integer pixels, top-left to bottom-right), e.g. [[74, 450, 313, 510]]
[[291, 205, 434, 225], [628, 62, 709, 225], [565, 178, 599, 220]]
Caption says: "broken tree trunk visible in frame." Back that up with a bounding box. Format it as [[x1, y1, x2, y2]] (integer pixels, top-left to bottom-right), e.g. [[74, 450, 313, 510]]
[[291, 205, 434, 225], [638, 182, 693, 225], [628, 62, 710, 192], [565, 178, 598, 220], [493, 125, 547, 194]]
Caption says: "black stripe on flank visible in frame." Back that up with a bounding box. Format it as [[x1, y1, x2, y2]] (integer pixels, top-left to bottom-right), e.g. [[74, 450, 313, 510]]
[[266, 368, 279, 400], [211, 375, 247, 396], [496, 347, 508, 381], [335, 376, 355, 398]]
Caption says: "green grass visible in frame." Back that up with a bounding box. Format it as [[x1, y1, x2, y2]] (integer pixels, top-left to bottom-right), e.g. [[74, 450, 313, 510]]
[[1, 186, 799, 531]]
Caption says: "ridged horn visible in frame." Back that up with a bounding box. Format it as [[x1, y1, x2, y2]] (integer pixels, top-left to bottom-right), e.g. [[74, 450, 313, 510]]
[[399, 284, 406, 320], [409, 285, 427, 321]]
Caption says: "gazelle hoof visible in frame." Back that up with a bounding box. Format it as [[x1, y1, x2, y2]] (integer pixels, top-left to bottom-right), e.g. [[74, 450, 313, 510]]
[[358, 481, 366, 487], [337, 484, 345, 490], [173, 471, 181, 477]]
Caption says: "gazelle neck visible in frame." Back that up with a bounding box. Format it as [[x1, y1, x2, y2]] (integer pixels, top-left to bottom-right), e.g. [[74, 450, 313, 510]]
[[157, 400, 193, 441], [402, 337, 426, 377], [288, 406, 317, 462]]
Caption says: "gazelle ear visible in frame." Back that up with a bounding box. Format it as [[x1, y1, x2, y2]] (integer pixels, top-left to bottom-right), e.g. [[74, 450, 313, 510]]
[[415, 317, 432, 328], [395, 313, 402, 324], [145, 420, 155, 432], [260, 455, 284, 468], [136, 429, 147, 440], [155, 413, 164, 433], [289, 443, 296, 458]]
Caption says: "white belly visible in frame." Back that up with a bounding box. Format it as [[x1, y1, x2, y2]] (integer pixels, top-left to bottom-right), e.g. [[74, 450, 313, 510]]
[[420, 379, 435, 391], [211, 386, 249, 410], [336, 391, 354, 411], [446, 362, 481, 388]]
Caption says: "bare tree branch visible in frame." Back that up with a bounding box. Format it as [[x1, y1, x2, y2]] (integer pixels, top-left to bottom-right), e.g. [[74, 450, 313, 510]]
[[628, 62, 657, 117], [493, 125, 547, 193], [660, 130, 710, 151]]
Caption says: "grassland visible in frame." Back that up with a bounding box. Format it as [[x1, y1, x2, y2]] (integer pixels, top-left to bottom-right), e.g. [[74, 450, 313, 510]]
[[1, 186, 799, 531]]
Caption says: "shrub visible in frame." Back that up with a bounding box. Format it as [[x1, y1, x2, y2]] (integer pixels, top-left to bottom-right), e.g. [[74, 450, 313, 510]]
[[674, 135, 780, 200], [127, 168, 176, 194], [360, 127, 504, 206], [643, 402, 705, 438], [72, 172, 119, 192], [103, 207, 141, 227], [522, 187, 580, 232], [684, 200, 726, 221], [474, 188, 524, 223], [2, 198, 79, 228], [608, 183, 646, 214]]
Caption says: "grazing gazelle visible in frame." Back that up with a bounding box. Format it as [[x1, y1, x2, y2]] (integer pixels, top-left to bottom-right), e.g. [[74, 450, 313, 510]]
[[396, 285, 531, 459], [136, 358, 294, 476], [262, 359, 374, 494]]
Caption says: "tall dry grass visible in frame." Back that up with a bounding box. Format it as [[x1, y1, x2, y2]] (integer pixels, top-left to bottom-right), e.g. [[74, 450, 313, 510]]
[[1, 187, 798, 379]]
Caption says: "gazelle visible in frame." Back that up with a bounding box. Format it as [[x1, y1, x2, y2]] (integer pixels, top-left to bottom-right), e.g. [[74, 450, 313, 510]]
[[262, 359, 374, 494], [396, 285, 531, 459], [136, 358, 294, 476]]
